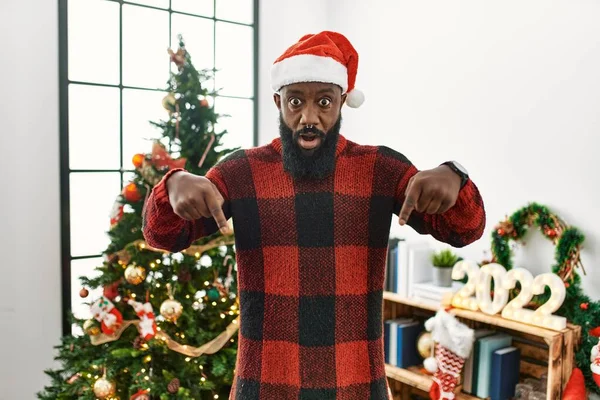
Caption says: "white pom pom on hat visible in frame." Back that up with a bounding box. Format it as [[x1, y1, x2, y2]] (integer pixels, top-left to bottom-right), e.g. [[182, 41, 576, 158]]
[[270, 31, 365, 108]]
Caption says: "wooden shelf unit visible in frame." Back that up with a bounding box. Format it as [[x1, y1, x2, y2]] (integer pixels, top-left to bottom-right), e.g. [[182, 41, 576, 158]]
[[383, 291, 581, 400]]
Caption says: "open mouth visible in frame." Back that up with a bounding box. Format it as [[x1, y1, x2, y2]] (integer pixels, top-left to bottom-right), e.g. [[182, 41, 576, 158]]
[[298, 133, 322, 150]]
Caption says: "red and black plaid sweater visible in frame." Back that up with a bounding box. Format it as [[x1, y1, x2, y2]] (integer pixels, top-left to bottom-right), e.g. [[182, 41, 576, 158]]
[[143, 135, 486, 400]]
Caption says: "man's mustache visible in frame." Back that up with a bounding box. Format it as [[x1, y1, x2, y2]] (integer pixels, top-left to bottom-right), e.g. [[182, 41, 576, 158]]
[[294, 126, 326, 138]]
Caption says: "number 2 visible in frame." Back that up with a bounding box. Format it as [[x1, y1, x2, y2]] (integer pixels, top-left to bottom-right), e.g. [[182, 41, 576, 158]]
[[451, 260, 479, 311]]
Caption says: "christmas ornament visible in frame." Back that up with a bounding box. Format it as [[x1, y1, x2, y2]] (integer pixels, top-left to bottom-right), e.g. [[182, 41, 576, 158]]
[[167, 378, 180, 393], [103, 280, 120, 301], [207, 287, 220, 301], [91, 296, 123, 335], [160, 298, 183, 323], [417, 332, 434, 360], [130, 389, 150, 400], [132, 335, 144, 350], [160, 283, 183, 323], [151, 142, 186, 170], [178, 267, 192, 284], [66, 373, 81, 384], [168, 47, 186, 70], [581, 302, 589, 310], [199, 98, 209, 108], [123, 182, 141, 202], [132, 153, 145, 168], [79, 288, 89, 298], [161, 92, 177, 111], [424, 310, 475, 400], [591, 336, 600, 388], [83, 319, 101, 336], [124, 264, 146, 285], [109, 198, 124, 227], [128, 299, 157, 341], [93, 376, 116, 399], [562, 368, 586, 399]]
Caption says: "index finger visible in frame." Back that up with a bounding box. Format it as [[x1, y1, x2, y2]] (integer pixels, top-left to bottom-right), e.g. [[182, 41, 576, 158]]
[[204, 187, 231, 235], [399, 184, 420, 226]]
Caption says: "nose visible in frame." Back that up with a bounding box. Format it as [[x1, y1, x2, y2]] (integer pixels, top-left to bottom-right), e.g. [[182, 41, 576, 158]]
[[299, 104, 319, 129]]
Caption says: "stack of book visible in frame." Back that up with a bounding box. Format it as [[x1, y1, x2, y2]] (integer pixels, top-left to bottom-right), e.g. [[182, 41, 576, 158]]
[[383, 317, 424, 368], [463, 330, 521, 400]]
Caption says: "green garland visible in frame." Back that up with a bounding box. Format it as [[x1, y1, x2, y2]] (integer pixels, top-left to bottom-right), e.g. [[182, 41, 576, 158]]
[[490, 202, 599, 393]]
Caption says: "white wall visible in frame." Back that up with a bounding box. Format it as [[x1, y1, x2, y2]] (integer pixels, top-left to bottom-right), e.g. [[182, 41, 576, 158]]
[[258, 0, 330, 145], [260, 1, 600, 299], [0, 1, 62, 399]]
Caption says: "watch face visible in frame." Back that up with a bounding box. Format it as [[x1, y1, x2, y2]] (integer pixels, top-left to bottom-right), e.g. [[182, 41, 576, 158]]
[[452, 161, 468, 176]]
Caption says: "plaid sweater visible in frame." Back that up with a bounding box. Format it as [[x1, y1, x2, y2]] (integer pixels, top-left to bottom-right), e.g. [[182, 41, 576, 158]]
[[143, 135, 486, 400]]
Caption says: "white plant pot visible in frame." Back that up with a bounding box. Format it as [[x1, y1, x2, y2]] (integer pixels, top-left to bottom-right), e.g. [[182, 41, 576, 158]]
[[433, 267, 453, 287]]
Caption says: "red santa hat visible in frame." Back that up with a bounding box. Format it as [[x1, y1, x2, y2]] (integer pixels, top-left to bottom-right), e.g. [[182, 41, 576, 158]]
[[270, 31, 365, 108]]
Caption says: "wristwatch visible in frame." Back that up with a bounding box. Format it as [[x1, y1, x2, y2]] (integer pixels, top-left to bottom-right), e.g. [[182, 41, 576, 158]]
[[442, 161, 469, 188]]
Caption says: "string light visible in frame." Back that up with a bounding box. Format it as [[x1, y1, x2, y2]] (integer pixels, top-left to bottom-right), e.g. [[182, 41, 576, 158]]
[[201, 377, 206, 382], [204, 281, 210, 286], [144, 355, 152, 363], [186, 295, 190, 299], [156, 259, 161, 264], [221, 297, 226, 302], [220, 314, 226, 318], [141, 368, 146, 373], [156, 283, 161, 288], [181, 334, 185, 339], [144, 376, 150, 381], [150, 263, 156, 268], [214, 395, 219, 399], [131, 293, 136, 298], [185, 357, 191, 362], [195, 252, 201, 258], [212, 302, 217, 306]]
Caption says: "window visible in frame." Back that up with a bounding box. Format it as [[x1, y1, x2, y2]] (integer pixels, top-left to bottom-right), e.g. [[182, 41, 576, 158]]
[[59, 0, 258, 334]]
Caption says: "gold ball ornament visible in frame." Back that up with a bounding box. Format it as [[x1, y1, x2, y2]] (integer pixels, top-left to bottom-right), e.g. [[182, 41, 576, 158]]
[[93, 377, 116, 399], [160, 298, 183, 322], [162, 93, 177, 112], [417, 332, 434, 359], [124, 265, 146, 285], [83, 319, 101, 336]]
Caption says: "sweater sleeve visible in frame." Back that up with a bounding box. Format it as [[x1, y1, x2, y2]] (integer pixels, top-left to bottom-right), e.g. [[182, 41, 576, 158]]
[[142, 166, 231, 252], [382, 147, 486, 248]]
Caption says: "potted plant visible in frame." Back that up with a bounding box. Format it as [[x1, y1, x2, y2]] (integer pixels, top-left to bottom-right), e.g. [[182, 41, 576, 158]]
[[430, 249, 459, 287]]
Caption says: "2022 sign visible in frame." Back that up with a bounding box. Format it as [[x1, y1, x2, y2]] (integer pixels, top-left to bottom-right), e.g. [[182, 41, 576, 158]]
[[451, 260, 567, 331]]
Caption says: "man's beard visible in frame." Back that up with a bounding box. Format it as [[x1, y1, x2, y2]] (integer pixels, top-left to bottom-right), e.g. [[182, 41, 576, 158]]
[[279, 113, 342, 180]]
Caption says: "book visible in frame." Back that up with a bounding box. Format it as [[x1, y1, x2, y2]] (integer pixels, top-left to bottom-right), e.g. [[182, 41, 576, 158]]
[[384, 317, 413, 365], [490, 347, 521, 400], [395, 320, 423, 367], [463, 329, 495, 393], [474, 333, 513, 398], [406, 243, 432, 298]]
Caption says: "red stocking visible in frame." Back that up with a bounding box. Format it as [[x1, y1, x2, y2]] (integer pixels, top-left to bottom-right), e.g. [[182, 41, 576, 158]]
[[429, 343, 466, 400]]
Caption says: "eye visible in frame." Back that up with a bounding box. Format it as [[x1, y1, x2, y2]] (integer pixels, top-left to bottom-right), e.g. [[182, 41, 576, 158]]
[[289, 97, 302, 107], [319, 98, 332, 107]]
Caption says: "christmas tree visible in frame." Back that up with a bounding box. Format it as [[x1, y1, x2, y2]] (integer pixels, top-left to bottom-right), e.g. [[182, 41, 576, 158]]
[[38, 36, 240, 400]]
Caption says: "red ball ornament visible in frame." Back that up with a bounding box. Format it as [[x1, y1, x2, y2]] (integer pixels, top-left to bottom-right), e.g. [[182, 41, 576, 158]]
[[545, 228, 557, 238], [199, 98, 209, 108], [79, 288, 89, 298], [123, 183, 142, 202], [497, 228, 505, 236], [132, 153, 145, 168], [580, 302, 589, 310], [103, 280, 120, 301]]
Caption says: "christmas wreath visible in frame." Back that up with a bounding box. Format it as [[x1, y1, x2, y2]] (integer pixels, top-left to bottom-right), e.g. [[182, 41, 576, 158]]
[[490, 202, 600, 393]]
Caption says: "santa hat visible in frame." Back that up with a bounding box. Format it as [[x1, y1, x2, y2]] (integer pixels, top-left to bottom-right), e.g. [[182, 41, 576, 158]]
[[270, 31, 365, 108]]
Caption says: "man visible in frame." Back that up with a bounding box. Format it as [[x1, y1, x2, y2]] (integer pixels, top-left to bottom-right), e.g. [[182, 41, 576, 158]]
[[143, 31, 485, 400]]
